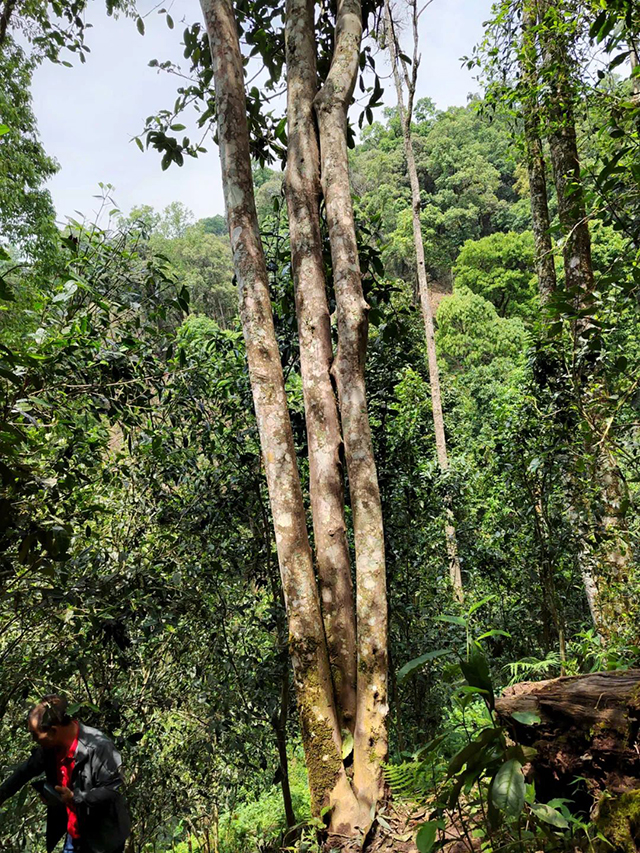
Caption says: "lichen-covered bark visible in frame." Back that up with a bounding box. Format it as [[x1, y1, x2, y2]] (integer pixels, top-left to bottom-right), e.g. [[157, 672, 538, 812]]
[[315, 0, 388, 810], [199, 0, 356, 822], [284, 0, 358, 735], [520, 0, 557, 304], [384, 0, 463, 602]]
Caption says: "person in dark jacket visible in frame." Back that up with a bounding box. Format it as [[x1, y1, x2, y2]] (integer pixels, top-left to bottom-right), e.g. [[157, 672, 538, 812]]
[[0, 694, 131, 853]]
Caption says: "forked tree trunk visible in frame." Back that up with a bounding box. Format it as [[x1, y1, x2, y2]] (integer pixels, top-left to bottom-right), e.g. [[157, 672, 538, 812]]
[[284, 0, 358, 735], [199, 0, 359, 826], [315, 0, 389, 810], [537, 0, 633, 636], [384, 0, 463, 603]]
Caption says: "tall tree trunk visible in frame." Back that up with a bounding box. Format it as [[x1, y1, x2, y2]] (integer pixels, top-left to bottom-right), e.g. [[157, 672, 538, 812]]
[[537, 0, 632, 636], [262, 486, 297, 830], [199, 0, 359, 826], [284, 0, 357, 734], [315, 0, 389, 810], [630, 43, 640, 98], [0, 0, 16, 46], [520, 0, 557, 304], [273, 663, 296, 828], [384, 0, 463, 602], [537, 0, 594, 310]]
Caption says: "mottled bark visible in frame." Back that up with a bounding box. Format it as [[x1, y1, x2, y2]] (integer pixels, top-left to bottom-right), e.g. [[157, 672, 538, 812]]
[[284, 0, 358, 734], [384, 0, 463, 602], [521, 0, 557, 304], [199, 0, 357, 824], [315, 0, 388, 810]]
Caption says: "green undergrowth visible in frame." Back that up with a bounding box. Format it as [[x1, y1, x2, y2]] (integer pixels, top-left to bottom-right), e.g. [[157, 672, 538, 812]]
[[170, 754, 311, 853]]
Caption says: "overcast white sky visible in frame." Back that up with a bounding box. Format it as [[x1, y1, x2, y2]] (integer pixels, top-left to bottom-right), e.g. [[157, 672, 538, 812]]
[[31, 0, 493, 224]]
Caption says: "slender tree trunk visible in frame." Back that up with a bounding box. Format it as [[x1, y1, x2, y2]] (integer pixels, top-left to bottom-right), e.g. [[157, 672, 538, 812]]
[[537, 0, 594, 307], [284, 0, 357, 734], [0, 0, 16, 46], [262, 488, 297, 830], [199, 0, 359, 825], [315, 0, 388, 810], [630, 43, 640, 98], [521, 0, 557, 304], [384, 0, 463, 602], [274, 663, 296, 828]]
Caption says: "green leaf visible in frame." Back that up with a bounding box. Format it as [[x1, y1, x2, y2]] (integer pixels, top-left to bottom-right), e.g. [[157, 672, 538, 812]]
[[341, 730, 353, 761], [460, 647, 494, 709], [492, 759, 525, 817], [416, 821, 438, 853], [476, 629, 511, 641], [397, 650, 449, 682], [434, 614, 467, 627], [511, 711, 541, 726], [447, 726, 498, 776], [467, 594, 495, 617], [166, 13, 174, 28], [136, 16, 145, 35], [0, 124, 9, 137], [530, 802, 569, 829]]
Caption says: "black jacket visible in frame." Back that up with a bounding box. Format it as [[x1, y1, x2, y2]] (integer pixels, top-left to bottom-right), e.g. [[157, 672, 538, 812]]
[[0, 723, 131, 853]]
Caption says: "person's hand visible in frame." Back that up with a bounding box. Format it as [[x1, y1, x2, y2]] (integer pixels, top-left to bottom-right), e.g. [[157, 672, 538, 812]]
[[55, 786, 73, 805]]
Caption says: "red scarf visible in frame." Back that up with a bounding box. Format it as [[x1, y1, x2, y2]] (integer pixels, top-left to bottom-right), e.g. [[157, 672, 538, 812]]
[[56, 725, 80, 839]]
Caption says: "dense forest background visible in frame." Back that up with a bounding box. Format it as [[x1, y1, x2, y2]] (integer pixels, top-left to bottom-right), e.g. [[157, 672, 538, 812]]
[[0, 0, 639, 850]]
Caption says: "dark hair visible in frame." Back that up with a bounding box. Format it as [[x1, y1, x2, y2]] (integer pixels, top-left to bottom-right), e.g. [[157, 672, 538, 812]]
[[28, 694, 72, 732]]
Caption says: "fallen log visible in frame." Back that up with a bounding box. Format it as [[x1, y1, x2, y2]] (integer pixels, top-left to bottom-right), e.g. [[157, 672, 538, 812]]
[[496, 669, 640, 851]]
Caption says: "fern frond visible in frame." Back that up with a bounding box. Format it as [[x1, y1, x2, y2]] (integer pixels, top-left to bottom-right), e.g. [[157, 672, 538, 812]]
[[383, 759, 434, 800]]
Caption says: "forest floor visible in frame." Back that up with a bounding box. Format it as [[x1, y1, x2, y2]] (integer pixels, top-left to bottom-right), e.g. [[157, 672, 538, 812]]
[[329, 801, 476, 853]]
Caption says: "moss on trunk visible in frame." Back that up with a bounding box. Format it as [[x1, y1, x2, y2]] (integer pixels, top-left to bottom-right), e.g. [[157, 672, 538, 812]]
[[596, 789, 640, 853]]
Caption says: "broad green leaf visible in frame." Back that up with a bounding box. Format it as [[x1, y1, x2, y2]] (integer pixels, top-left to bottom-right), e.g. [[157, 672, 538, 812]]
[[467, 594, 496, 617], [492, 759, 525, 817], [460, 647, 495, 709], [416, 821, 438, 853], [136, 16, 145, 34], [0, 124, 9, 136], [512, 711, 541, 726], [447, 726, 498, 776], [477, 629, 511, 641], [530, 803, 569, 829], [434, 614, 467, 627], [397, 649, 449, 682], [340, 730, 353, 761]]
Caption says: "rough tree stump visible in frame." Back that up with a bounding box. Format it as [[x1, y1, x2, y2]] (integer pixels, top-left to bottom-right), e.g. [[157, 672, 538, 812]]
[[496, 669, 640, 851]]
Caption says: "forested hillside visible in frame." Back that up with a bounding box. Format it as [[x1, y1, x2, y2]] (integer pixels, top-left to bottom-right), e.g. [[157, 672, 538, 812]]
[[0, 0, 639, 852]]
